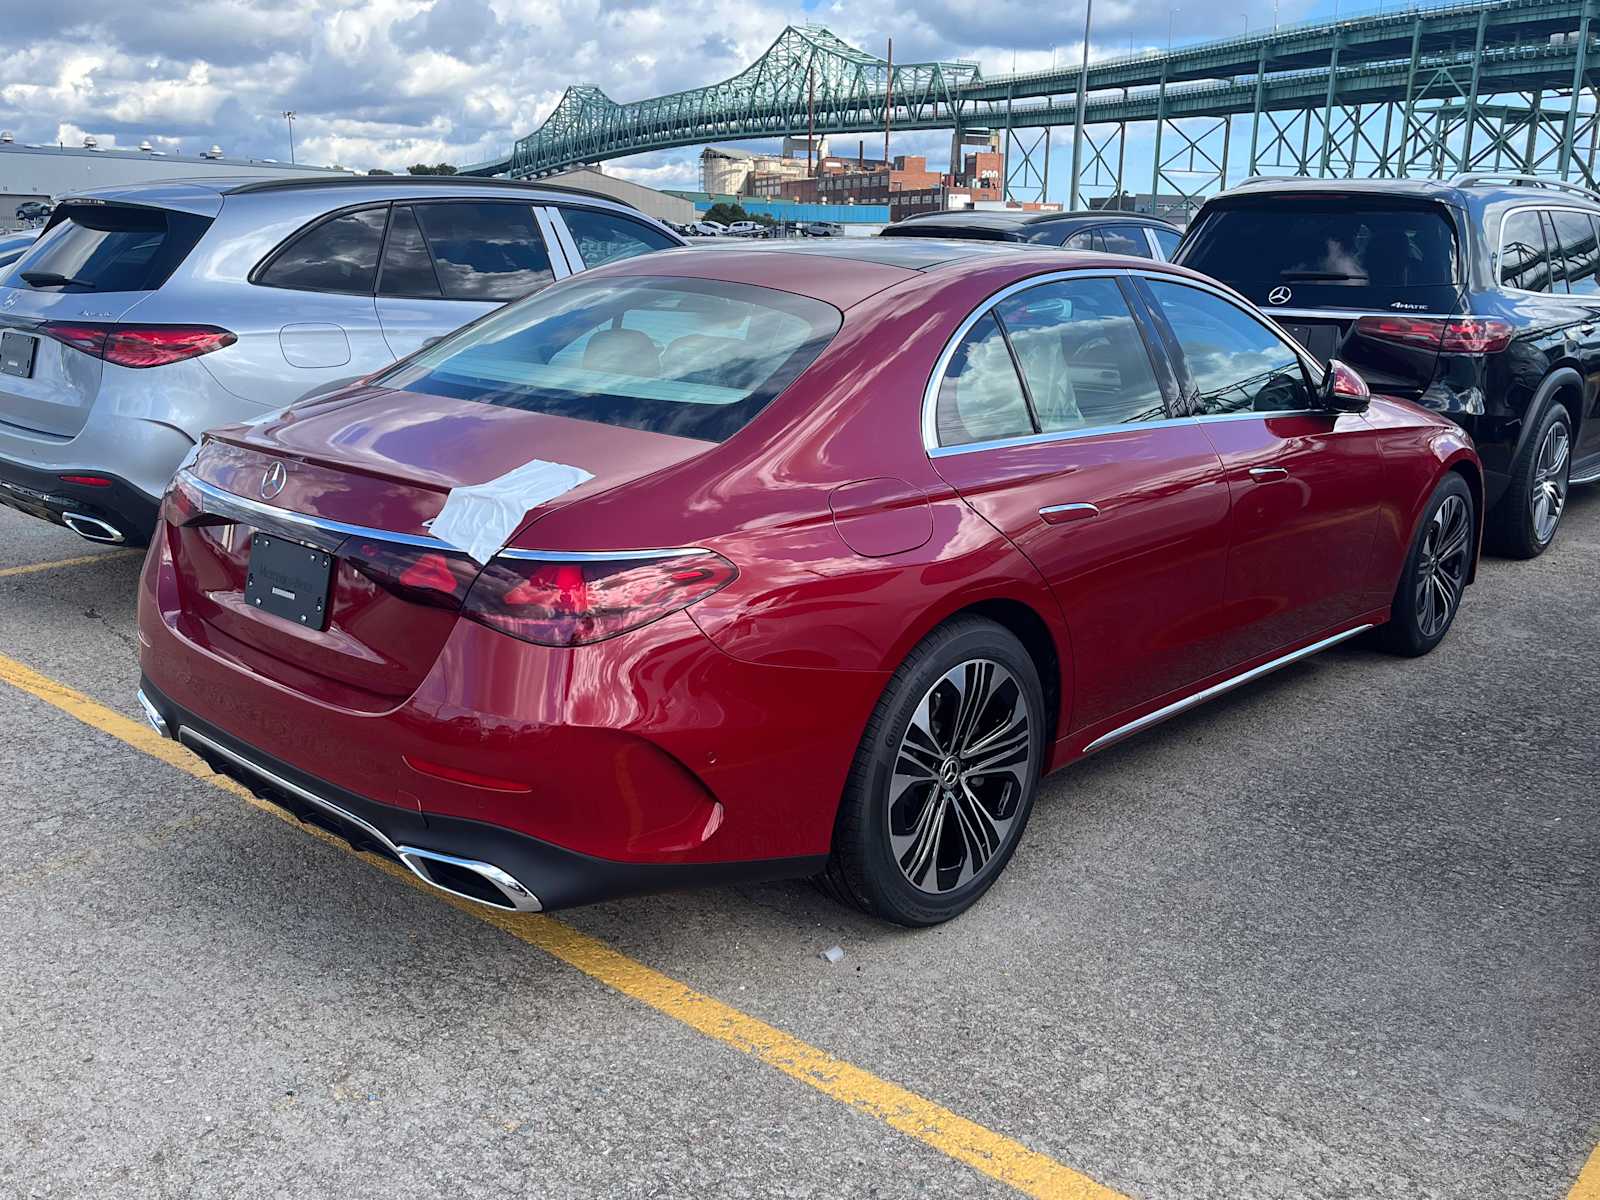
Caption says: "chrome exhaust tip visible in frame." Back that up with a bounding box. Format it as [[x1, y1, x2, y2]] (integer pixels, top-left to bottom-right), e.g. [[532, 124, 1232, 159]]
[[136, 689, 170, 738], [62, 512, 125, 544], [397, 846, 544, 913]]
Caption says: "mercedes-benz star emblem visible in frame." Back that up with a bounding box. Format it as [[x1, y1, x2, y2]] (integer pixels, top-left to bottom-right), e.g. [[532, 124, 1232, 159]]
[[1267, 286, 1292, 305], [260, 462, 287, 500]]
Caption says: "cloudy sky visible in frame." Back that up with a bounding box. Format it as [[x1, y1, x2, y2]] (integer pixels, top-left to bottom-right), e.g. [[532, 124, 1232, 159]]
[[2, 0, 1358, 197]]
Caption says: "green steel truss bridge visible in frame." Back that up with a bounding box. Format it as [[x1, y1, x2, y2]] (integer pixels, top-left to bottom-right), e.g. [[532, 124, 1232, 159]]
[[465, 1, 1600, 212]]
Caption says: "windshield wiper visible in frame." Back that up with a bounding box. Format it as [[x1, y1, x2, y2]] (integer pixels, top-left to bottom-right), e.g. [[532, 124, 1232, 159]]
[[19, 271, 97, 289], [1278, 270, 1367, 282]]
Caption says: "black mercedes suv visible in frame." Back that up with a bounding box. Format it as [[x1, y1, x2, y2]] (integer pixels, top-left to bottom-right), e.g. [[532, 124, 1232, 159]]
[[1176, 174, 1600, 557]]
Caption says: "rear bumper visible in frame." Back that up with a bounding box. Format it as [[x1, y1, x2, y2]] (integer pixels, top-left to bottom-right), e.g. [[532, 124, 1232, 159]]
[[0, 456, 160, 543], [138, 676, 827, 912]]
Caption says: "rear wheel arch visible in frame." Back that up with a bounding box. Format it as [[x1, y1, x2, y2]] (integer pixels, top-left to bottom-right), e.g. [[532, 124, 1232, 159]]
[[1445, 457, 1484, 583], [1516, 368, 1584, 460]]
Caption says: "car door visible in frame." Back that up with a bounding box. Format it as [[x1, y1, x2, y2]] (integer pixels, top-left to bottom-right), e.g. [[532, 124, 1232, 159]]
[[1137, 275, 1385, 662], [1541, 208, 1600, 472], [233, 205, 392, 406], [926, 272, 1236, 733], [374, 200, 567, 361]]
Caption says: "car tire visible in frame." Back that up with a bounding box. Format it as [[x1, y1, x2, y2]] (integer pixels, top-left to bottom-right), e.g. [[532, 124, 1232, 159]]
[[819, 616, 1045, 926], [1378, 472, 1474, 657], [1488, 402, 1572, 559]]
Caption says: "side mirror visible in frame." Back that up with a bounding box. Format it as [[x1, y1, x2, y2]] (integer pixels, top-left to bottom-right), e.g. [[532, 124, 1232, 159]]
[[1320, 358, 1371, 413]]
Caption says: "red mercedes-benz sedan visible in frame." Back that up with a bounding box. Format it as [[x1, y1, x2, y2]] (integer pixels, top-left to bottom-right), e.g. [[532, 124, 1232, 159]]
[[136, 240, 1481, 926]]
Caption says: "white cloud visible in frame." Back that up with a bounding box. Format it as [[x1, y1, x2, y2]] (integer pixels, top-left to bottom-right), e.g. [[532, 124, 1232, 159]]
[[0, 0, 1318, 177]]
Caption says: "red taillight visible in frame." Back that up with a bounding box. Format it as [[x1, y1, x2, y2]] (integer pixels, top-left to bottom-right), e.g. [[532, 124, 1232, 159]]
[[341, 541, 479, 609], [1355, 315, 1513, 355], [463, 551, 738, 647], [38, 322, 236, 368]]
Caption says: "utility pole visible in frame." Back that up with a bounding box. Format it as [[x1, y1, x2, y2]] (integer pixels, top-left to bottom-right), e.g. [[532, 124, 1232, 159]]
[[1069, 0, 1093, 210], [884, 38, 894, 167], [282, 110, 296, 164]]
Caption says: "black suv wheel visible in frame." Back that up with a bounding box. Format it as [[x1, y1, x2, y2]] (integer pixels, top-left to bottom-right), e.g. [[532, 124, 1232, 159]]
[[1490, 403, 1572, 559]]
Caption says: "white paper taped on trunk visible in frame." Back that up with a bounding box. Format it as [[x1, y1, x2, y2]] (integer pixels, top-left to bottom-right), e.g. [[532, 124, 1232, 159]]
[[430, 459, 595, 565]]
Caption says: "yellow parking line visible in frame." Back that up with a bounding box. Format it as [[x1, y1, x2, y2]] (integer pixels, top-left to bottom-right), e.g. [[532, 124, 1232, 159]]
[[0, 549, 142, 578], [0, 650, 1126, 1200], [1570, 1145, 1600, 1200]]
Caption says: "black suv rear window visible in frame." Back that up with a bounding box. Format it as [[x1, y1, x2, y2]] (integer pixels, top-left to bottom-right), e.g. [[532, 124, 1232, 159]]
[[1181, 200, 1458, 287], [381, 276, 840, 442], [7, 203, 210, 293]]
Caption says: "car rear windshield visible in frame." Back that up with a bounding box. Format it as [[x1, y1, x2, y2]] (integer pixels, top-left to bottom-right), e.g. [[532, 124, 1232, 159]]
[[381, 276, 841, 442], [7, 203, 211, 293], [1180, 200, 1458, 287]]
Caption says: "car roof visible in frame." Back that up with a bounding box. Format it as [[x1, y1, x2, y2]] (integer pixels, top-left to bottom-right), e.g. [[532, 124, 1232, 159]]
[[56, 172, 642, 214], [892, 209, 1173, 230], [582, 240, 1209, 310]]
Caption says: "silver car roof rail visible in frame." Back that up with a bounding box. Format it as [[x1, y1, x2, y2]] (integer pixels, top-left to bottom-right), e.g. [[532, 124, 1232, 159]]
[[1448, 173, 1600, 202]]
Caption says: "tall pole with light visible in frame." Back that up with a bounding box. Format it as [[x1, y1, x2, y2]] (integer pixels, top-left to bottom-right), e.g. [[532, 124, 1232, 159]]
[[1068, 0, 1093, 210], [282, 111, 297, 164]]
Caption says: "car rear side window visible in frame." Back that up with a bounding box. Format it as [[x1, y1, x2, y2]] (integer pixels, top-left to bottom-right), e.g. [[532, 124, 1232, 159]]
[[1181, 201, 1457, 287], [1150, 227, 1181, 259], [1547, 210, 1600, 296], [992, 278, 1164, 431], [559, 208, 678, 268], [414, 202, 553, 301], [1499, 209, 1552, 293], [378, 205, 443, 298], [935, 313, 1034, 446], [1098, 226, 1153, 258], [381, 276, 839, 442], [10, 203, 210, 293], [1060, 229, 1098, 251], [1146, 280, 1313, 416], [258, 206, 387, 294]]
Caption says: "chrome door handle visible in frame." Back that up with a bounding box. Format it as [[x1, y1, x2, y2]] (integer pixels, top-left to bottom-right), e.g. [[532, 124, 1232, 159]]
[[1248, 467, 1289, 480], [1039, 502, 1100, 525]]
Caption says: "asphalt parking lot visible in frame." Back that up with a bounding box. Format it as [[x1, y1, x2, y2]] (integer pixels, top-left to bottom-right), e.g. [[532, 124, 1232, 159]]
[[1, 496, 1596, 1200]]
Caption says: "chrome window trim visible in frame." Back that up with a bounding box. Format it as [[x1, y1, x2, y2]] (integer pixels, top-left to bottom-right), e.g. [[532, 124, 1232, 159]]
[[540, 205, 584, 275], [1494, 202, 1600, 298], [922, 268, 1328, 458], [921, 266, 1137, 452], [1142, 227, 1164, 260]]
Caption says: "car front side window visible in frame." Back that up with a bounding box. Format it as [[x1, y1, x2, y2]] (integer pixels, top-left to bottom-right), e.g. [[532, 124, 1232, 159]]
[[1146, 280, 1313, 416]]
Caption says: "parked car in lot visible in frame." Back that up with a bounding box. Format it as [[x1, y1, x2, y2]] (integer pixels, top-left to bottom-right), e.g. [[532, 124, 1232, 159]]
[[1176, 173, 1600, 557], [726, 220, 766, 237], [884, 209, 1183, 259], [137, 239, 1480, 926], [803, 221, 844, 237], [0, 228, 40, 273], [686, 220, 727, 236], [14, 199, 51, 222], [0, 175, 684, 546]]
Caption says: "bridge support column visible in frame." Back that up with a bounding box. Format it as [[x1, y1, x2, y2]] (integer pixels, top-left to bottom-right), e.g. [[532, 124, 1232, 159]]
[[1562, 0, 1594, 180]]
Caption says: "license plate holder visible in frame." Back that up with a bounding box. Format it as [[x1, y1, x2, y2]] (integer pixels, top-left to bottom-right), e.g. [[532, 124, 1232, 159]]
[[245, 532, 334, 630], [0, 331, 37, 379]]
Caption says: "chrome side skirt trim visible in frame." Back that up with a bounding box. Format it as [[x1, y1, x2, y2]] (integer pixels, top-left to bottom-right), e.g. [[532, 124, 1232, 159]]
[[176, 725, 542, 913], [1569, 467, 1600, 486], [1082, 624, 1374, 755]]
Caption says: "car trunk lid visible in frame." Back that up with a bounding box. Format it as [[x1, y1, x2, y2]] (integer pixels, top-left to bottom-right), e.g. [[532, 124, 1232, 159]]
[[168, 387, 712, 704]]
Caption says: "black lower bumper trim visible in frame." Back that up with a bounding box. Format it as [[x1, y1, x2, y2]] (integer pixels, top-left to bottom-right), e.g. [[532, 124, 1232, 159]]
[[138, 676, 827, 912], [0, 458, 159, 545]]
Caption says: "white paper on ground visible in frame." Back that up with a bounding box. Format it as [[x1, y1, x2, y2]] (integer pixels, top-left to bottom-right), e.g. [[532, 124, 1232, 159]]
[[430, 458, 595, 564]]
